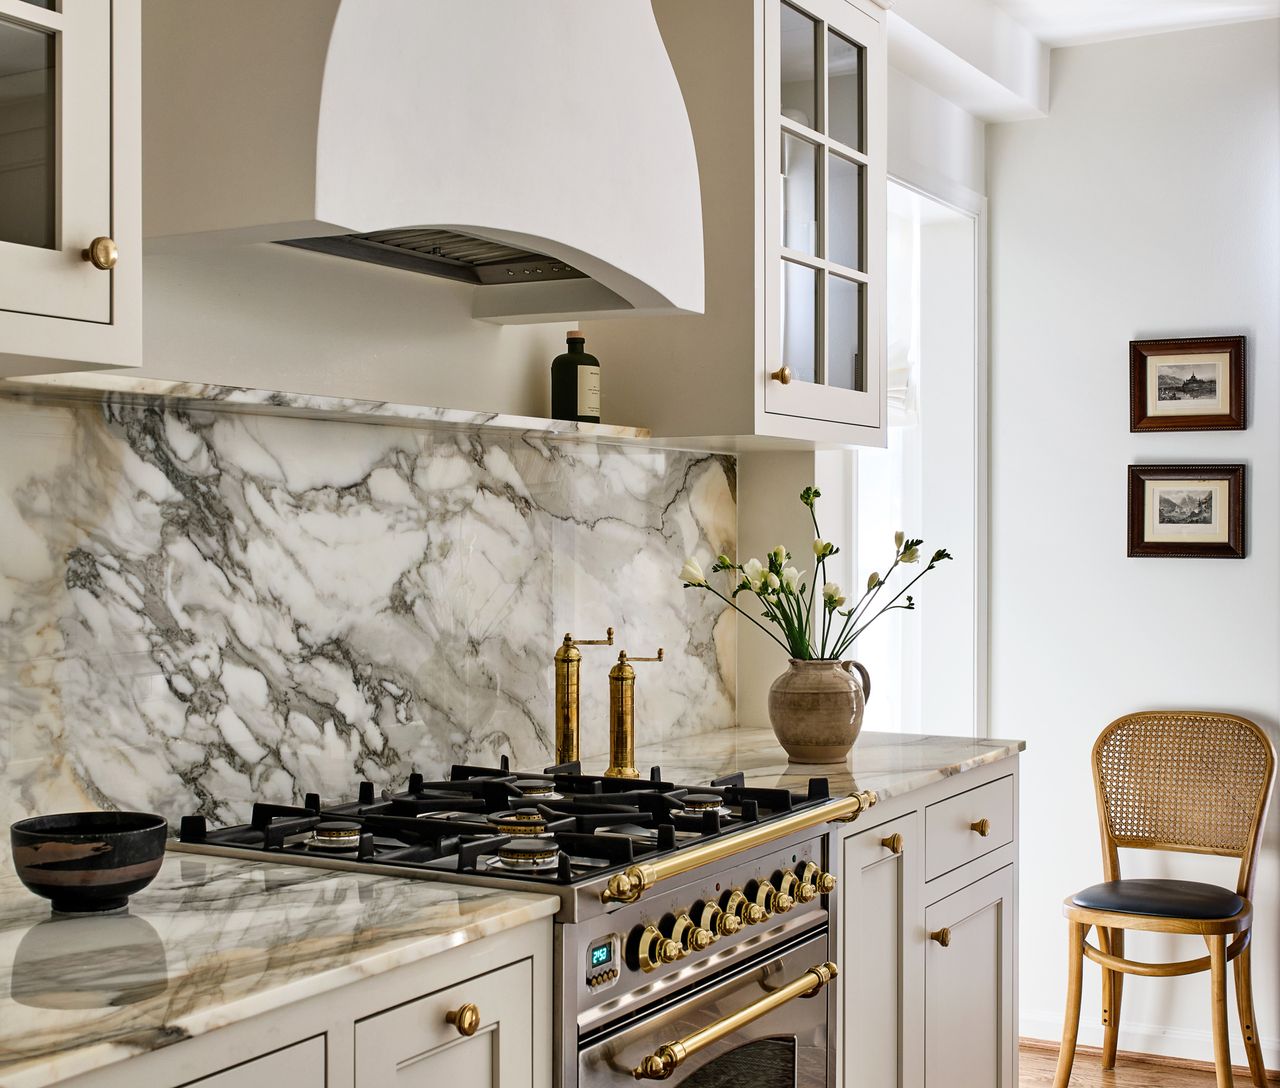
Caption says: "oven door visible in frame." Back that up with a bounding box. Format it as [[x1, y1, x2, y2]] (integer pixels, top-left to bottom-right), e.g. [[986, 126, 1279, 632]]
[[579, 929, 833, 1087]]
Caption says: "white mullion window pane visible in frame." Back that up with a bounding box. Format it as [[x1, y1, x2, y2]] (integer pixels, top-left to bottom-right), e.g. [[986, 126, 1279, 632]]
[[0, 14, 56, 249], [827, 28, 863, 152], [781, 131, 819, 256], [782, 259, 819, 384], [828, 274, 864, 392], [828, 152, 864, 271], [780, 2, 818, 130]]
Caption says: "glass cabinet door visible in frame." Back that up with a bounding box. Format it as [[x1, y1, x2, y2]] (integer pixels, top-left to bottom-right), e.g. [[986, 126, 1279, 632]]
[[765, 0, 884, 432], [0, 0, 113, 323]]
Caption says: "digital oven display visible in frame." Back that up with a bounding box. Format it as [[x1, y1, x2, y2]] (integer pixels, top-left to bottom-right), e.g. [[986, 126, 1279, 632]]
[[590, 942, 612, 968]]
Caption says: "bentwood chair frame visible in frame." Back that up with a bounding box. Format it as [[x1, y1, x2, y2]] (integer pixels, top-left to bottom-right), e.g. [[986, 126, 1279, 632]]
[[1053, 710, 1276, 1088]]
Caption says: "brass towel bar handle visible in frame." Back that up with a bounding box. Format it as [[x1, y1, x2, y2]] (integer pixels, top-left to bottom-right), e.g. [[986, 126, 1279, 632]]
[[632, 961, 838, 1079], [602, 791, 876, 904]]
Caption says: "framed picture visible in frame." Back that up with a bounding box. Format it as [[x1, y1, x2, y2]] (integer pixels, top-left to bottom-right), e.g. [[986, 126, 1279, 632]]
[[1127, 464, 1246, 559], [1129, 335, 1246, 431]]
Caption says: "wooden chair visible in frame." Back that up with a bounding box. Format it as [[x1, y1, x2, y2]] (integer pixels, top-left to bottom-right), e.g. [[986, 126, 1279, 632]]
[[1053, 710, 1276, 1088]]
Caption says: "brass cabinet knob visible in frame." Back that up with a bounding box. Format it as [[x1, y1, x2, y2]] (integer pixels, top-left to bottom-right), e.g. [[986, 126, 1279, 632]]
[[881, 832, 904, 855], [930, 928, 952, 948], [445, 1002, 481, 1037], [81, 236, 118, 270], [770, 365, 793, 385], [970, 818, 992, 837]]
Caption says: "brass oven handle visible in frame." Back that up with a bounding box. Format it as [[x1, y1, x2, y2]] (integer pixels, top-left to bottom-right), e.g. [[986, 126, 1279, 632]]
[[603, 791, 876, 904], [445, 1002, 481, 1036], [631, 961, 838, 1080]]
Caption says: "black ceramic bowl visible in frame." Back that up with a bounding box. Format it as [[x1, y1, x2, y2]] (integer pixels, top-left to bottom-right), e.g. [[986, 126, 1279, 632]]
[[9, 811, 168, 915]]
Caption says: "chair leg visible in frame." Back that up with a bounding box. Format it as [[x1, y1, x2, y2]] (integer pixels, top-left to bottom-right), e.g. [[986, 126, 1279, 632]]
[[1053, 921, 1088, 1088], [1098, 927, 1123, 1069], [1207, 934, 1232, 1088], [1233, 938, 1267, 1087]]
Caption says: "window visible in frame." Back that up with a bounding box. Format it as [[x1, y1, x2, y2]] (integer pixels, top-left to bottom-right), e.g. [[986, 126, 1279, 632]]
[[852, 182, 984, 736]]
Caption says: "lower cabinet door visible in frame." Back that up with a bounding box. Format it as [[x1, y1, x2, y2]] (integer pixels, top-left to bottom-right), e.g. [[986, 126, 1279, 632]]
[[355, 959, 534, 1088], [182, 1037, 325, 1087], [840, 812, 922, 1088], [924, 866, 1015, 1088]]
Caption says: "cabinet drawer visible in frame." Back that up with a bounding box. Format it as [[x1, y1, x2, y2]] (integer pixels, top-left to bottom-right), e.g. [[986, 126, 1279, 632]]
[[180, 1037, 325, 1087], [355, 959, 534, 1087], [925, 775, 1013, 881]]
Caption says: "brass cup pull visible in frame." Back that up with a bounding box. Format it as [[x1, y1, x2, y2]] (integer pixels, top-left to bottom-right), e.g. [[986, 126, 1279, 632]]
[[632, 961, 838, 1080], [82, 236, 118, 271], [970, 818, 992, 837], [930, 928, 952, 948], [881, 832, 904, 854], [445, 1002, 481, 1037], [770, 365, 793, 384]]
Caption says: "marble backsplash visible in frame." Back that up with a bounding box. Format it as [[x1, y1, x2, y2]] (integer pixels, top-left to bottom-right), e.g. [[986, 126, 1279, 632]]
[[0, 389, 736, 832]]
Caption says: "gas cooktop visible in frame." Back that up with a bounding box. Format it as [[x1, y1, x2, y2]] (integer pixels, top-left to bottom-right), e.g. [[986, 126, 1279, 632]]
[[178, 758, 839, 887]]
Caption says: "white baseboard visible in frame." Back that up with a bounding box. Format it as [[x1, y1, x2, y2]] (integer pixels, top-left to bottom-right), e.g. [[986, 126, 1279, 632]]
[[1021, 1011, 1280, 1071]]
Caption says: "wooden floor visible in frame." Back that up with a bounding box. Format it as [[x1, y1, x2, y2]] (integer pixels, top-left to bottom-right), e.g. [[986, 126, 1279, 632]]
[[1020, 1041, 1280, 1086]]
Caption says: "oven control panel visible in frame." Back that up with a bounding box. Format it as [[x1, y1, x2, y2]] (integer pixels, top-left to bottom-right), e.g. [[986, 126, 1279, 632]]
[[585, 932, 621, 990], [622, 859, 836, 973]]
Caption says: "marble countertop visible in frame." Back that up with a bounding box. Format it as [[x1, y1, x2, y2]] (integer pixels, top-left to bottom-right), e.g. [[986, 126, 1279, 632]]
[[629, 726, 1025, 800], [0, 852, 557, 1088]]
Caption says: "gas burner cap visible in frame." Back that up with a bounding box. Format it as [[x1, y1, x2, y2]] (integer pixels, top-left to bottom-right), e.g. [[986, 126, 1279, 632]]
[[310, 820, 362, 850], [490, 809, 548, 836], [492, 836, 562, 871], [681, 792, 729, 814], [513, 779, 560, 799]]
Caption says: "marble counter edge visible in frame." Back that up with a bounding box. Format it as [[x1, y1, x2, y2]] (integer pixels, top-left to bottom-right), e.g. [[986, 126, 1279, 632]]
[[0, 373, 655, 444], [0, 863, 558, 1088], [865, 737, 1025, 803]]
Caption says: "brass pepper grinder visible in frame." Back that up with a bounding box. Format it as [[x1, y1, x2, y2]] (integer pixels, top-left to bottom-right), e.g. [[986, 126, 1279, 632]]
[[554, 628, 614, 765], [605, 648, 665, 779]]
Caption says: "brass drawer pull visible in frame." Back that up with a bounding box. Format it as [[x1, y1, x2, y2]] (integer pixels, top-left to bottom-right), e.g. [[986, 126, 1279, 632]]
[[770, 365, 792, 384], [632, 961, 838, 1079], [930, 928, 952, 947], [82, 236, 118, 270], [881, 832, 904, 855], [970, 818, 992, 837], [445, 1002, 481, 1037]]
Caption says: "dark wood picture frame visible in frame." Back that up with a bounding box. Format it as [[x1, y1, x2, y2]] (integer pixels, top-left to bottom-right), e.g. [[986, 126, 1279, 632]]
[[1127, 464, 1246, 559], [1129, 335, 1246, 431]]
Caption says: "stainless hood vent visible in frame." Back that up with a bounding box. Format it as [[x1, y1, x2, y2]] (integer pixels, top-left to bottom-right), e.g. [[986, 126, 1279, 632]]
[[280, 228, 587, 286]]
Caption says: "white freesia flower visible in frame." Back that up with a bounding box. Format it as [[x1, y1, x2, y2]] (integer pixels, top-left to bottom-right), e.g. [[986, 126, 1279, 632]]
[[765, 571, 781, 590], [894, 530, 905, 550], [770, 545, 787, 566], [743, 557, 766, 592], [867, 571, 880, 590], [680, 557, 707, 586], [813, 539, 834, 558], [823, 582, 846, 608], [781, 566, 801, 593], [901, 546, 920, 564]]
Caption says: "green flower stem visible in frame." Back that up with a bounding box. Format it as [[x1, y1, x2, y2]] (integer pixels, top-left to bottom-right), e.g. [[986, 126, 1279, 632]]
[[698, 582, 793, 654]]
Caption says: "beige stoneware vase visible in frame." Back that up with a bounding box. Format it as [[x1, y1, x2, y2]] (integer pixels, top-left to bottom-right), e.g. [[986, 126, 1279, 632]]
[[767, 659, 871, 763]]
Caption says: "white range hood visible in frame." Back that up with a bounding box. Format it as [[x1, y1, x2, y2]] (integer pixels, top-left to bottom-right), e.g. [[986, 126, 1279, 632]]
[[143, 0, 704, 322]]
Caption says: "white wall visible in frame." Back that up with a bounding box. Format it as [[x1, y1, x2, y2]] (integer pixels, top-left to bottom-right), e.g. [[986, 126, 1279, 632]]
[[988, 20, 1280, 1066], [888, 67, 986, 200], [138, 245, 572, 417]]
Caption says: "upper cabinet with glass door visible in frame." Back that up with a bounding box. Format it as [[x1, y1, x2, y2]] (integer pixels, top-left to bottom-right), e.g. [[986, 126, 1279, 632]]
[[0, 0, 140, 377], [581, 0, 887, 447]]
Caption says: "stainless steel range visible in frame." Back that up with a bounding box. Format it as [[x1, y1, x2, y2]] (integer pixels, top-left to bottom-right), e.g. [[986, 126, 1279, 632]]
[[174, 759, 876, 1086]]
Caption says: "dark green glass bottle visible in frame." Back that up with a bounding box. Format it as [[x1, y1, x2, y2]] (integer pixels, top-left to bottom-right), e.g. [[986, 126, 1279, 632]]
[[551, 330, 601, 423]]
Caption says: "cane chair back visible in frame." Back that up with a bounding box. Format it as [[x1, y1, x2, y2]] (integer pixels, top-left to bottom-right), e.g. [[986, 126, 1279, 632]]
[[1092, 711, 1275, 899]]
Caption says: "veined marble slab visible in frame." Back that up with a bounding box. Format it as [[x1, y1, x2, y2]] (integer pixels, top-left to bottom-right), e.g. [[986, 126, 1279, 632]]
[[0, 852, 557, 1088], [1, 373, 654, 441], [0, 389, 735, 839], [629, 727, 1025, 800]]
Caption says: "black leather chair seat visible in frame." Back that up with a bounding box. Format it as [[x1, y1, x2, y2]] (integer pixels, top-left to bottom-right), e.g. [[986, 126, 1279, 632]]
[[1071, 878, 1245, 920]]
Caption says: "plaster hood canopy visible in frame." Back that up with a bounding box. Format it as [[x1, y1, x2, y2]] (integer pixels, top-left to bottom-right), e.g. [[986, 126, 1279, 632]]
[[143, 0, 705, 323]]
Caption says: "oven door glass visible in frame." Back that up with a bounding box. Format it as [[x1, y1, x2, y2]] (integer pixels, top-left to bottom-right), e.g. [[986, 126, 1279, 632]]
[[579, 930, 831, 1087]]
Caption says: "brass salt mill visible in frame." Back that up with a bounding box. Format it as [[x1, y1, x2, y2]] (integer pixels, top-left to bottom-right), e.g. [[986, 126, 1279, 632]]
[[605, 647, 665, 779], [553, 627, 614, 764]]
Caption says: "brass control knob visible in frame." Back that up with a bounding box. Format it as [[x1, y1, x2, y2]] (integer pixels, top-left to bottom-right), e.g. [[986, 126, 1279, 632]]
[[747, 879, 779, 918], [800, 861, 837, 896], [776, 872, 802, 912], [795, 878, 818, 904], [693, 900, 737, 940], [445, 1002, 481, 1037], [636, 924, 682, 972], [666, 913, 714, 954], [721, 888, 765, 927]]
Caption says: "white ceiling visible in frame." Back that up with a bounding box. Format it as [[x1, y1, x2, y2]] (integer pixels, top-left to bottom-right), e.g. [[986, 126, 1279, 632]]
[[988, 0, 1280, 47]]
